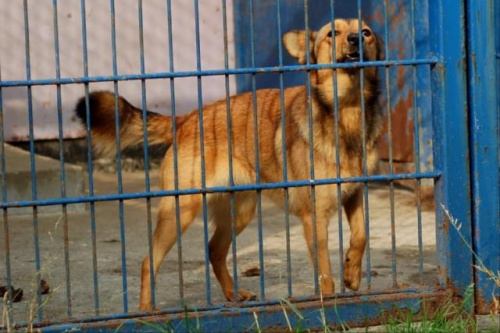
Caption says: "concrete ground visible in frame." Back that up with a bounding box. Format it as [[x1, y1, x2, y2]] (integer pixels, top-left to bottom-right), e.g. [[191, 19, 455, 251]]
[[0, 144, 86, 215], [0, 168, 438, 324]]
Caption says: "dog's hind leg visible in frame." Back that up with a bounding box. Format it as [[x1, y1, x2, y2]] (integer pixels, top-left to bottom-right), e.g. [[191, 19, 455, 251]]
[[139, 195, 202, 311], [343, 189, 365, 291], [209, 193, 257, 302]]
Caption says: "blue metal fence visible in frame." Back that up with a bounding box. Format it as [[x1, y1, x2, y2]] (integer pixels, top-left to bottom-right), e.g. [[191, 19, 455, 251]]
[[467, 0, 500, 314], [0, 0, 498, 331]]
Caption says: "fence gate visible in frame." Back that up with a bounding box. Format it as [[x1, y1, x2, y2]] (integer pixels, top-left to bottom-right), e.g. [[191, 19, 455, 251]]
[[0, 0, 498, 332]]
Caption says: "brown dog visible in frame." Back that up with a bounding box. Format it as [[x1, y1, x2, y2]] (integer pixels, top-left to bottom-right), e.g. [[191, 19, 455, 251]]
[[76, 19, 383, 311]]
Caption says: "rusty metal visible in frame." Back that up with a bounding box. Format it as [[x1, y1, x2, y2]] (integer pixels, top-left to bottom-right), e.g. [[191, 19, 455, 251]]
[[18, 289, 451, 332]]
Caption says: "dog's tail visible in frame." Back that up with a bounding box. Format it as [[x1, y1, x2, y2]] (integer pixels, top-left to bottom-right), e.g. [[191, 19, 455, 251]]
[[75, 91, 179, 156]]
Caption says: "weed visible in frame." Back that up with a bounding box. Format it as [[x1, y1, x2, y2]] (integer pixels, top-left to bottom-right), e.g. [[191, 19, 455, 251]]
[[384, 284, 475, 332], [381, 206, 500, 332], [133, 304, 201, 333], [279, 298, 308, 332], [441, 204, 500, 315], [252, 311, 261, 333], [2, 291, 11, 333]]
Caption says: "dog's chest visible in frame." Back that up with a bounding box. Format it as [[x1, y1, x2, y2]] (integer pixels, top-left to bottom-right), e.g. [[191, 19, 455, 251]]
[[314, 134, 378, 200]]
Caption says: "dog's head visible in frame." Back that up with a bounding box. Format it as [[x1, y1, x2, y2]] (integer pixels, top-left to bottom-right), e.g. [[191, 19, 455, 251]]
[[283, 19, 383, 102], [283, 19, 384, 67]]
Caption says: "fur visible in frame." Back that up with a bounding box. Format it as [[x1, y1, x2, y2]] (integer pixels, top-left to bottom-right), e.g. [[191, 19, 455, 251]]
[[75, 18, 384, 311]]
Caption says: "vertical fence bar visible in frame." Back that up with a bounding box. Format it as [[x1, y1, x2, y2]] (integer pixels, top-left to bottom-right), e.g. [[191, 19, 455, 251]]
[[356, 0, 372, 290], [0, 56, 13, 323], [329, 0, 346, 294], [80, 0, 100, 315], [303, 0, 320, 296], [111, 0, 128, 313], [497, 0, 500, 142], [137, 0, 156, 309], [193, 0, 212, 305], [165, 0, 184, 304], [248, 0, 266, 301], [497, 0, 500, 98], [51, 0, 72, 317], [275, 0, 293, 297], [409, 0, 424, 286], [224, 0, 240, 302], [23, 0, 43, 320], [382, 0, 398, 289], [466, 0, 500, 315], [429, 0, 473, 295]]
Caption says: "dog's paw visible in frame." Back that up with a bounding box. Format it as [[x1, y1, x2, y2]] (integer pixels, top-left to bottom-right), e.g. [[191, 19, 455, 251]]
[[238, 289, 257, 301], [139, 302, 154, 312], [319, 274, 335, 295], [343, 258, 361, 291], [224, 289, 256, 302]]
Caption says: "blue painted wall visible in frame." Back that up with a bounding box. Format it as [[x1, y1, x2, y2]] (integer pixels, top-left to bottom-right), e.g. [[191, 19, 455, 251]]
[[233, 1, 367, 91], [233, 0, 433, 170]]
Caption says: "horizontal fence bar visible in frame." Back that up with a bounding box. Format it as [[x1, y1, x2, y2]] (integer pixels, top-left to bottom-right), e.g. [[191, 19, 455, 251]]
[[0, 58, 438, 88], [1, 171, 440, 209], [10, 286, 443, 330]]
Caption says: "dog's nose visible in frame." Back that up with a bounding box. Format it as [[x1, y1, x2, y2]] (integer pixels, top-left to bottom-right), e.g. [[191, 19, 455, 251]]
[[347, 33, 362, 46]]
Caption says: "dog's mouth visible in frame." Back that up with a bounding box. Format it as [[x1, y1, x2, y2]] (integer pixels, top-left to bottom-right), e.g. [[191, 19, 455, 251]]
[[345, 51, 360, 62]]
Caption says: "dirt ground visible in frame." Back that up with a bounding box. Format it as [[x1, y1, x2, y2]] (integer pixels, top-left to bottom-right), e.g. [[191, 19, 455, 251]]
[[0, 169, 438, 324]]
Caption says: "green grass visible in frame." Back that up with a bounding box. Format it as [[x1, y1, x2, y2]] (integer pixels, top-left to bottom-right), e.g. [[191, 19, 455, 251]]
[[129, 305, 202, 333], [380, 206, 499, 333], [383, 285, 476, 333]]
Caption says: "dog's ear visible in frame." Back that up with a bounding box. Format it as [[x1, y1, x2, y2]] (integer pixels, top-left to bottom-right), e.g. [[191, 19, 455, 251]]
[[283, 30, 317, 64], [375, 33, 385, 61]]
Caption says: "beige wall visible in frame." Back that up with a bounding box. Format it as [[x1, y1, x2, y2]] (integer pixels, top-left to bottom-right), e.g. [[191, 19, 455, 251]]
[[0, 0, 236, 141]]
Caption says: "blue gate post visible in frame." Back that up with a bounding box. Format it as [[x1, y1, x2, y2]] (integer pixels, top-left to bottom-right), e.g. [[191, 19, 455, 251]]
[[466, 0, 500, 314], [429, 0, 474, 295]]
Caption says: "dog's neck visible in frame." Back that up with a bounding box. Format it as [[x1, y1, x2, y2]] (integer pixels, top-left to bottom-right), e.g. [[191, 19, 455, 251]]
[[313, 70, 377, 113], [290, 68, 380, 152], [311, 69, 380, 148]]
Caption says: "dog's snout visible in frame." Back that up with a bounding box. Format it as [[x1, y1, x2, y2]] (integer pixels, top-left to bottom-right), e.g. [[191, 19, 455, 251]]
[[347, 33, 362, 46]]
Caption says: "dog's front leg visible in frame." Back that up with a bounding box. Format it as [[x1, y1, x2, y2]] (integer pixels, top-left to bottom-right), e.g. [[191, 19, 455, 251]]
[[301, 214, 335, 295], [343, 189, 366, 291]]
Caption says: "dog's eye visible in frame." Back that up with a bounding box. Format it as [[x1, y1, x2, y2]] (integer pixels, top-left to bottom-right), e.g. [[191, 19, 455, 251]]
[[362, 29, 372, 37], [327, 30, 339, 37]]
